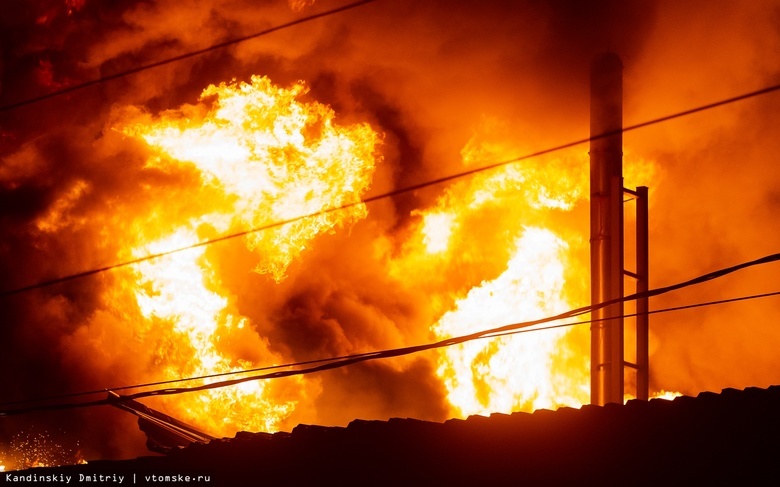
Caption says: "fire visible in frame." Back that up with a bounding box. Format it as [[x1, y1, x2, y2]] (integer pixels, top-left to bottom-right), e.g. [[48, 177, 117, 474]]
[[387, 127, 594, 417], [624, 390, 683, 403], [402, 122, 662, 417], [106, 74, 647, 436], [119, 75, 378, 280], [111, 75, 380, 434], [433, 227, 587, 415], [652, 390, 683, 401], [418, 211, 456, 254], [131, 228, 296, 433]]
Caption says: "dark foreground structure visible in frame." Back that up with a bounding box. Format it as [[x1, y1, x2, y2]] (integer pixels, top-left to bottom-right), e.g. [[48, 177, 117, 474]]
[[7, 385, 780, 486]]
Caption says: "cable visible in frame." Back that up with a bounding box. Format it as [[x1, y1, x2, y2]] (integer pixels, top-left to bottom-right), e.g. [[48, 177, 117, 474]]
[[0, 0, 381, 113], [482, 289, 780, 341], [8, 288, 779, 415], [3, 254, 779, 416], [0, 353, 362, 408], [3, 82, 780, 298]]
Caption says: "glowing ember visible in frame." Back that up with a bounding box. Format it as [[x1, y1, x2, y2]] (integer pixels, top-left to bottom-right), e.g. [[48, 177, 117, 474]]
[[1, 431, 84, 470], [652, 390, 683, 401]]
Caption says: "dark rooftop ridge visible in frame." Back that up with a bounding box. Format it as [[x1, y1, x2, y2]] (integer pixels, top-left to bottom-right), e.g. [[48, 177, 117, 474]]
[[11, 385, 780, 486]]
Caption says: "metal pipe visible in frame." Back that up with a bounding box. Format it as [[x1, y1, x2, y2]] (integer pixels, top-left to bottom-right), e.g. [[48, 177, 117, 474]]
[[590, 52, 624, 405]]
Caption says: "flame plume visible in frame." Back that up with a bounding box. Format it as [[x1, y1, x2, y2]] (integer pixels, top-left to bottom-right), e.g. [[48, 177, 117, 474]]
[[108, 75, 381, 435], [119, 75, 378, 281], [390, 128, 595, 417], [433, 227, 586, 415], [112, 75, 602, 432]]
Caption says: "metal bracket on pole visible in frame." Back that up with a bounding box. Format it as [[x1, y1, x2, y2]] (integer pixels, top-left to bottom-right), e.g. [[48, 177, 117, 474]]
[[621, 186, 650, 401], [635, 186, 649, 400]]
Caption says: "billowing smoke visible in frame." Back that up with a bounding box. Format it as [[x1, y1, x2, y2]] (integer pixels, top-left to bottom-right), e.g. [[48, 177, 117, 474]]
[[2, 0, 779, 464], [624, 0, 780, 395]]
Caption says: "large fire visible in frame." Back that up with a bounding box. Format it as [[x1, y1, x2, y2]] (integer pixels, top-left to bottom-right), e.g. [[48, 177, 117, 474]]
[[400, 134, 593, 416], [1, 69, 661, 452], [109, 75, 380, 434], [107, 73, 657, 433], [5, 0, 779, 470], [432, 227, 586, 415]]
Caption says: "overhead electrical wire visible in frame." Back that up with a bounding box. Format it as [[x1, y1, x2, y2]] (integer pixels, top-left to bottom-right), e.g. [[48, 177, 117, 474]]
[[3, 82, 780, 299], [2, 253, 779, 416], [0, 354, 349, 408], [481, 289, 780, 341], [0, 0, 381, 113], [4, 287, 780, 411]]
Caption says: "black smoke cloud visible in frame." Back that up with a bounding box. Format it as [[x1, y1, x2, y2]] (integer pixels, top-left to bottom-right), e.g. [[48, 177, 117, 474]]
[[5, 0, 778, 464]]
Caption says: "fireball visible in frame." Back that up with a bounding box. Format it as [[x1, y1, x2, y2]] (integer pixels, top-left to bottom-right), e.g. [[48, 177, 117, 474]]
[[109, 75, 381, 434]]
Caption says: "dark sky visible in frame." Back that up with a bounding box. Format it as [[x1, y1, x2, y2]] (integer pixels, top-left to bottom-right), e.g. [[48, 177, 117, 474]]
[[1, 0, 780, 465]]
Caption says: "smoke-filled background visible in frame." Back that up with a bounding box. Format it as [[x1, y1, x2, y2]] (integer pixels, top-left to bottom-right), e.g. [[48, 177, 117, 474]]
[[2, 0, 780, 465]]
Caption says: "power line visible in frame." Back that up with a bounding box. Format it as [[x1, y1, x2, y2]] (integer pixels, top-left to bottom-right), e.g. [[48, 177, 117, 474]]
[[3, 253, 779, 416], [3, 82, 780, 299], [482, 290, 780, 341], [6, 287, 779, 410], [0, 354, 350, 408], [0, 0, 380, 113]]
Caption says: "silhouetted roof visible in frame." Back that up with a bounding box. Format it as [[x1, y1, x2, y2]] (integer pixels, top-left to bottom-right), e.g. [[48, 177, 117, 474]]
[[14, 385, 780, 486], [108, 391, 215, 454]]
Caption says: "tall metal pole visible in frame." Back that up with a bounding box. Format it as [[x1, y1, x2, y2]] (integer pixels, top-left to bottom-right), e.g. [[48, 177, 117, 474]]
[[636, 186, 649, 400], [590, 52, 624, 405]]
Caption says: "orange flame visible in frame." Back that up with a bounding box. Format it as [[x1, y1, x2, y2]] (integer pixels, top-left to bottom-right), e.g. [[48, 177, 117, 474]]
[[652, 390, 682, 401], [433, 227, 588, 415], [109, 75, 381, 435], [104, 73, 655, 436], [386, 125, 595, 418]]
